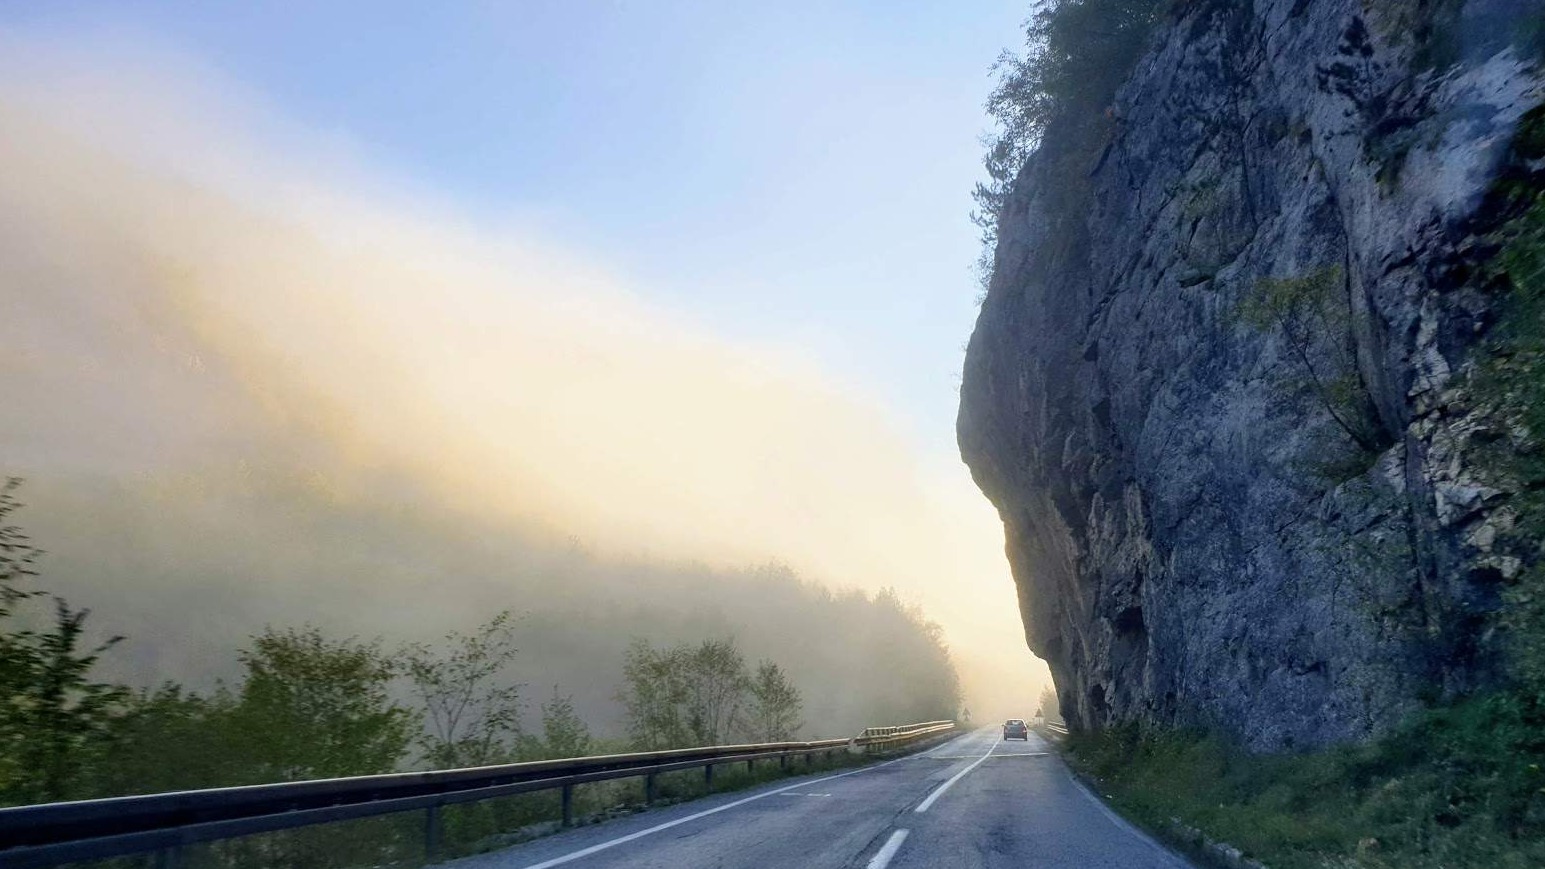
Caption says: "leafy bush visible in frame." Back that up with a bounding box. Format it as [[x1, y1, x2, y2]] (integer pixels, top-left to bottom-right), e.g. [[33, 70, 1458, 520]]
[[0, 598, 126, 804], [230, 627, 416, 781], [0, 479, 127, 804]]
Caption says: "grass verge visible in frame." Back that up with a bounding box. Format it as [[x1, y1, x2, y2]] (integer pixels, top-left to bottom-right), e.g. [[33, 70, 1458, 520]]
[[1061, 695, 1545, 869]]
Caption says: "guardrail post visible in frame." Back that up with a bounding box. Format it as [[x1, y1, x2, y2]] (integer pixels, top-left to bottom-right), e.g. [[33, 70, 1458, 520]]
[[424, 805, 441, 863], [704, 762, 715, 789], [779, 753, 789, 772], [645, 772, 658, 804], [155, 846, 181, 869], [561, 783, 575, 828], [746, 758, 754, 774]]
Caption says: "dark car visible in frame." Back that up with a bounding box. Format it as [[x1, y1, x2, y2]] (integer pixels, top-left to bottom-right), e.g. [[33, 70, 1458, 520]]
[[1003, 718, 1029, 740]]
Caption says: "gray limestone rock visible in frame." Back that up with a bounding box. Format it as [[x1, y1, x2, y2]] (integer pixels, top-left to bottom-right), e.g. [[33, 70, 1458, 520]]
[[959, 0, 1545, 750]]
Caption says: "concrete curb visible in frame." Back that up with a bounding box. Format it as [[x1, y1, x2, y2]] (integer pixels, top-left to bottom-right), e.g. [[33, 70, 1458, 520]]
[[1166, 819, 1270, 869]]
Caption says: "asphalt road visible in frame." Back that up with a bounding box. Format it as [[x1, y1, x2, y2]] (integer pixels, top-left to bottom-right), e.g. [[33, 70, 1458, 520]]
[[445, 728, 1194, 869]]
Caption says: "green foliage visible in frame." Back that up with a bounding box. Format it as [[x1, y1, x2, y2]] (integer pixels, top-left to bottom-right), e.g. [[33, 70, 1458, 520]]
[[537, 685, 592, 759], [401, 610, 524, 768], [746, 661, 804, 742], [1510, 561, 1545, 709], [1478, 199, 1545, 503], [0, 477, 42, 617], [0, 480, 128, 804], [1471, 160, 1545, 703], [229, 627, 415, 780], [91, 683, 244, 796], [621, 638, 692, 750], [89, 631, 416, 799], [620, 637, 751, 749], [0, 598, 127, 803], [1065, 693, 1545, 868], [973, 0, 1162, 260], [1236, 266, 1346, 333], [1236, 265, 1391, 467], [1, 480, 420, 806], [682, 638, 749, 745]]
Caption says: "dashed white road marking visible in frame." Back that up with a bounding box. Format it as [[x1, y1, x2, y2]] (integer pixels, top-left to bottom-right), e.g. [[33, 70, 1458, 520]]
[[514, 754, 915, 869], [913, 737, 999, 813], [778, 792, 832, 797], [866, 829, 910, 869], [925, 751, 1047, 759]]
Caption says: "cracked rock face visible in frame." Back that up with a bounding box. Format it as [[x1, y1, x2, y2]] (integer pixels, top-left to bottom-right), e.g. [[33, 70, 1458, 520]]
[[959, 0, 1545, 751]]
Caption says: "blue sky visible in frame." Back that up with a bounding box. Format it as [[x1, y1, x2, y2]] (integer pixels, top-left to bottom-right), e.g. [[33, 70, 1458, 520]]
[[4, 0, 1027, 457]]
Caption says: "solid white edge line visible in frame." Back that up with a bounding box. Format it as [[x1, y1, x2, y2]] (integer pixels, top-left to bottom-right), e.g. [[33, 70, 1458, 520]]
[[515, 753, 916, 869], [865, 829, 910, 869], [1065, 769, 1193, 869], [913, 736, 998, 813]]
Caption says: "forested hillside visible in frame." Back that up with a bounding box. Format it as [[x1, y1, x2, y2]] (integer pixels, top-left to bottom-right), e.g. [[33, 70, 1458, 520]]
[[0, 477, 960, 808]]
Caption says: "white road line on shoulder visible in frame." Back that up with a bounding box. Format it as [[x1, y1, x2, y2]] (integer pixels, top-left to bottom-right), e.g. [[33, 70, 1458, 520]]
[[514, 755, 914, 869], [866, 829, 910, 869], [1066, 770, 1193, 869], [913, 737, 998, 813]]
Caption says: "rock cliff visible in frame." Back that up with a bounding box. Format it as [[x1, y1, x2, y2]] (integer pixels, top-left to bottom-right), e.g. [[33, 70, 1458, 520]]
[[959, 0, 1545, 751]]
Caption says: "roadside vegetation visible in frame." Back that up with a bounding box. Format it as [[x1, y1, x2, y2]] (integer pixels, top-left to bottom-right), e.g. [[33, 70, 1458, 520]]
[[0, 478, 959, 866], [1066, 697, 1545, 869]]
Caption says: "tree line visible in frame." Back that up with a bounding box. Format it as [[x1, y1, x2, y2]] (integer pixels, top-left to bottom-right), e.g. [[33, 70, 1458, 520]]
[[0, 478, 827, 808]]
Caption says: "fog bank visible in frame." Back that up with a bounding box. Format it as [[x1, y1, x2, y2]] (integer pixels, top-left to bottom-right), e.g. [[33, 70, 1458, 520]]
[[0, 33, 1049, 726]]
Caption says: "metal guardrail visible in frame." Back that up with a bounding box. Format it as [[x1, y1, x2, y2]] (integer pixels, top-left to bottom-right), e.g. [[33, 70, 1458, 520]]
[[855, 720, 953, 743], [0, 720, 956, 867]]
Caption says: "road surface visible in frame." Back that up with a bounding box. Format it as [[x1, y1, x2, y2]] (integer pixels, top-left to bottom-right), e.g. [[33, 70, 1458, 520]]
[[445, 728, 1194, 869]]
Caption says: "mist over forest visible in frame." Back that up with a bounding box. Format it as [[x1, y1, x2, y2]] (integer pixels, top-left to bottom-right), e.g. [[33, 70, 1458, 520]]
[[20, 475, 960, 739], [0, 42, 977, 748]]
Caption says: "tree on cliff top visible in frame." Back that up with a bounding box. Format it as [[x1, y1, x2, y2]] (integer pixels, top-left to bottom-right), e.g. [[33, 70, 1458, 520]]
[[974, 0, 1162, 270]]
